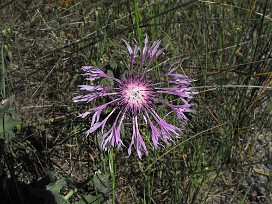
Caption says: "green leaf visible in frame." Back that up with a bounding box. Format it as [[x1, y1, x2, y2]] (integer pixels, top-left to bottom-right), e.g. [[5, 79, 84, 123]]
[[29, 186, 69, 204], [0, 115, 20, 141], [92, 170, 110, 195], [47, 178, 67, 193], [35, 172, 55, 188], [0, 95, 14, 117], [75, 194, 102, 204]]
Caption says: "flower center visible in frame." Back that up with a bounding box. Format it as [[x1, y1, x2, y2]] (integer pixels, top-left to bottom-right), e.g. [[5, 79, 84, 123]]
[[120, 79, 151, 111], [125, 84, 147, 105]]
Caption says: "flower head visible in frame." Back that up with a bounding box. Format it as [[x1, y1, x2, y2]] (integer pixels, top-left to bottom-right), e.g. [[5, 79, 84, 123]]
[[73, 35, 197, 159]]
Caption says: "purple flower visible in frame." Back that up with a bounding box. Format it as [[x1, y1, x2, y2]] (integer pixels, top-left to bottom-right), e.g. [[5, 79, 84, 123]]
[[73, 35, 197, 159]]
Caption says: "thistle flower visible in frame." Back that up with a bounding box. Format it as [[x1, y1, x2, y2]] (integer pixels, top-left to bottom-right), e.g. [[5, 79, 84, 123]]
[[73, 35, 197, 159]]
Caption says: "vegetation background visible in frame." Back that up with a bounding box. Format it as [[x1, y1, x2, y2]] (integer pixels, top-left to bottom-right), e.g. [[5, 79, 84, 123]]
[[0, 0, 271, 203]]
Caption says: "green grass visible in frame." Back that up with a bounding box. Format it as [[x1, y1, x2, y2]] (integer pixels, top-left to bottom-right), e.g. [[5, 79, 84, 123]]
[[0, 0, 271, 203]]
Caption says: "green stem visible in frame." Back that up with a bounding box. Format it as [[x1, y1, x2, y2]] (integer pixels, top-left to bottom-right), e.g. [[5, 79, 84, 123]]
[[109, 148, 116, 204]]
